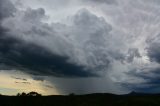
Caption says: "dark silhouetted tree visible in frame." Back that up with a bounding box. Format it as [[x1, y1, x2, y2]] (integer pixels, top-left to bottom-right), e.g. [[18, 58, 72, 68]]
[[21, 92, 27, 96], [27, 92, 42, 96], [17, 92, 41, 96]]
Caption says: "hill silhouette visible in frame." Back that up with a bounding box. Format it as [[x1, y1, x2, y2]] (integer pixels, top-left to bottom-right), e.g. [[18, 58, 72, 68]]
[[0, 91, 160, 106]]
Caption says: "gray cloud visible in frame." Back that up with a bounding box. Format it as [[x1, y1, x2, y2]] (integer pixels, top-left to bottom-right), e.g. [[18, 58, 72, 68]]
[[122, 65, 160, 93], [0, 0, 95, 77], [126, 48, 141, 63], [82, 0, 117, 5], [1, 0, 160, 94], [0, 0, 16, 20], [0, 35, 96, 77], [48, 77, 128, 94], [1, 7, 115, 76], [147, 42, 160, 63], [0, 3, 96, 77], [0, 0, 128, 94], [23, 8, 45, 22]]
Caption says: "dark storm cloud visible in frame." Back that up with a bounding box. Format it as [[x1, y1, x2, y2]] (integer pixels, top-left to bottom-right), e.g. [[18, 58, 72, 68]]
[[126, 65, 160, 82], [1, 6, 115, 76], [0, 0, 97, 77], [0, 34, 96, 77], [122, 81, 160, 93], [147, 42, 160, 63], [123, 66, 160, 93], [142, 67, 160, 85]]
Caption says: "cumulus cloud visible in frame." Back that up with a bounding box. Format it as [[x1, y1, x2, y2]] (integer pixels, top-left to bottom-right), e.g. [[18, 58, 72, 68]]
[[0, 1, 96, 77], [1, 6, 114, 77]]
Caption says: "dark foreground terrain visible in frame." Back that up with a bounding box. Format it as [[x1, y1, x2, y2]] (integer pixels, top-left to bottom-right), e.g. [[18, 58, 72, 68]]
[[1, 93, 160, 106]]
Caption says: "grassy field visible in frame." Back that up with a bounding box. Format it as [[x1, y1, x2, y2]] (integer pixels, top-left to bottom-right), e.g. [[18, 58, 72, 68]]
[[0, 93, 160, 106]]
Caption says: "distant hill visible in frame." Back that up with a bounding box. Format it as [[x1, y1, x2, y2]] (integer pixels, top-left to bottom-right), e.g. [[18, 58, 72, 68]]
[[0, 92, 160, 106]]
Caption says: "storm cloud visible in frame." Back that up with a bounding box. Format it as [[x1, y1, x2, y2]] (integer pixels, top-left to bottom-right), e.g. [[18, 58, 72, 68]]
[[0, 30, 96, 77], [1, 3, 114, 77], [1, 0, 160, 94]]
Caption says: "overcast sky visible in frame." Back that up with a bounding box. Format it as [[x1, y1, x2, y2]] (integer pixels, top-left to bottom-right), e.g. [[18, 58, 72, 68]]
[[0, 0, 160, 95]]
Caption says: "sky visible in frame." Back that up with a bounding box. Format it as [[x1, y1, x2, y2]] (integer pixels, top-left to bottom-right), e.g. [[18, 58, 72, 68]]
[[0, 0, 160, 95]]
